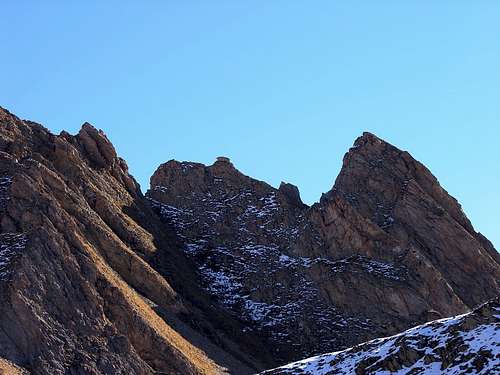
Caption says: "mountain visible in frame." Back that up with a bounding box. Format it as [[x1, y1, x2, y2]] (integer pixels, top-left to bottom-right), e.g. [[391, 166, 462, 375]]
[[0, 108, 268, 374], [146, 134, 499, 363], [0, 106, 498, 374], [261, 298, 500, 375]]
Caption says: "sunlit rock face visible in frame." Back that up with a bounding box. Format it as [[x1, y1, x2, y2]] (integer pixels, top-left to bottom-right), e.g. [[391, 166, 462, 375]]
[[0, 105, 498, 374], [0, 107, 265, 375], [332, 132, 500, 307], [147, 134, 499, 364]]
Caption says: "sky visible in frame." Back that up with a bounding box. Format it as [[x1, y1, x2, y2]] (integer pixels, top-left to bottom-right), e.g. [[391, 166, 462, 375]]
[[1, 2, 498, 249]]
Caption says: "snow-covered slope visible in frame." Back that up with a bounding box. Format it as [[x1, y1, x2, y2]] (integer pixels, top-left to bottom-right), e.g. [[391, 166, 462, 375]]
[[262, 298, 500, 375]]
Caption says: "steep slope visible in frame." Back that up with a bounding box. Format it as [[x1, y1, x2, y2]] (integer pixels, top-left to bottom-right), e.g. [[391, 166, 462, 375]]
[[262, 298, 500, 374], [1, 106, 498, 373], [331, 132, 500, 306], [0, 107, 268, 374], [147, 158, 378, 361], [147, 136, 499, 365]]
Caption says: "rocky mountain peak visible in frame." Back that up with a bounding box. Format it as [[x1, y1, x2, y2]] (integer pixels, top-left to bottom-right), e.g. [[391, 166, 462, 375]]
[[336, 132, 473, 232], [210, 157, 250, 187], [0, 107, 498, 374], [353, 131, 386, 147], [330, 133, 499, 309], [0, 113, 266, 374], [146, 131, 498, 365]]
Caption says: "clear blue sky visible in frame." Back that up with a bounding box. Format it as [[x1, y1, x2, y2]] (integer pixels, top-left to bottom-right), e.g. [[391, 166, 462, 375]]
[[1, 2, 498, 249]]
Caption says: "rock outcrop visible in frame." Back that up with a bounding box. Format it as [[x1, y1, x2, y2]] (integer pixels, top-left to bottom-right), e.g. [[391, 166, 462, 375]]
[[262, 298, 500, 374], [147, 135, 499, 365], [0, 106, 498, 374], [0, 107, 267, 374], [331, 132, 500, 307]]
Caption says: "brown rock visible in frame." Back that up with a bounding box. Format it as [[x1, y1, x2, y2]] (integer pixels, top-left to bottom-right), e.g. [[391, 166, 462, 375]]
[[147, 133, 498, 366], [0, 107, 265, 374], [1, 105, 498, 373]]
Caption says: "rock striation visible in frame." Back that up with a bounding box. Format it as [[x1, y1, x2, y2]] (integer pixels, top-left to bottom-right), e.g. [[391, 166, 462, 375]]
[[147, 135, 499, 365], [331, 132, 500, 307], [0, 106, 498, 374], [0, 107, 267, 374]]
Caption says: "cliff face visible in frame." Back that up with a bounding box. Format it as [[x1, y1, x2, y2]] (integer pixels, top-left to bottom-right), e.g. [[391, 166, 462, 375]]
[[331, 132, 500, 307], [0, 107, 498, 374], [147, 136, 499, 364], [0, 108, 266, 374]]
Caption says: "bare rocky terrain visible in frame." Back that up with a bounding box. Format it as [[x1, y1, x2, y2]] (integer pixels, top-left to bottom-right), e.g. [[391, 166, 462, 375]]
[[0, 106, 498, 374], [147, 132, 499, 365]]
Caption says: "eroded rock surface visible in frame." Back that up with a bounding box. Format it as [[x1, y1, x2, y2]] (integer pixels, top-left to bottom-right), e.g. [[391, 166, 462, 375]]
[[332, 132, 500, 307], [1, 106, 498, 374], [147, 134, 499, 365], [0, 107, 265, 374]]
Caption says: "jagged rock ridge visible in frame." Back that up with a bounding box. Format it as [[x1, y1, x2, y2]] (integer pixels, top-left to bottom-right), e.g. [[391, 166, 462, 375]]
[[147, 135, 499, 364], [261, 298, 500, 374], [0, 106, 498, 374], [0, 107, 269, 374]]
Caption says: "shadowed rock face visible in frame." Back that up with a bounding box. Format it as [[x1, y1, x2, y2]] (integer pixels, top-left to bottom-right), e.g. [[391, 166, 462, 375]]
[[0, 107, 267, 374], [261, 298, 500, 375], [0, 107, 498, 374], [147, 137, 499, 364]]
